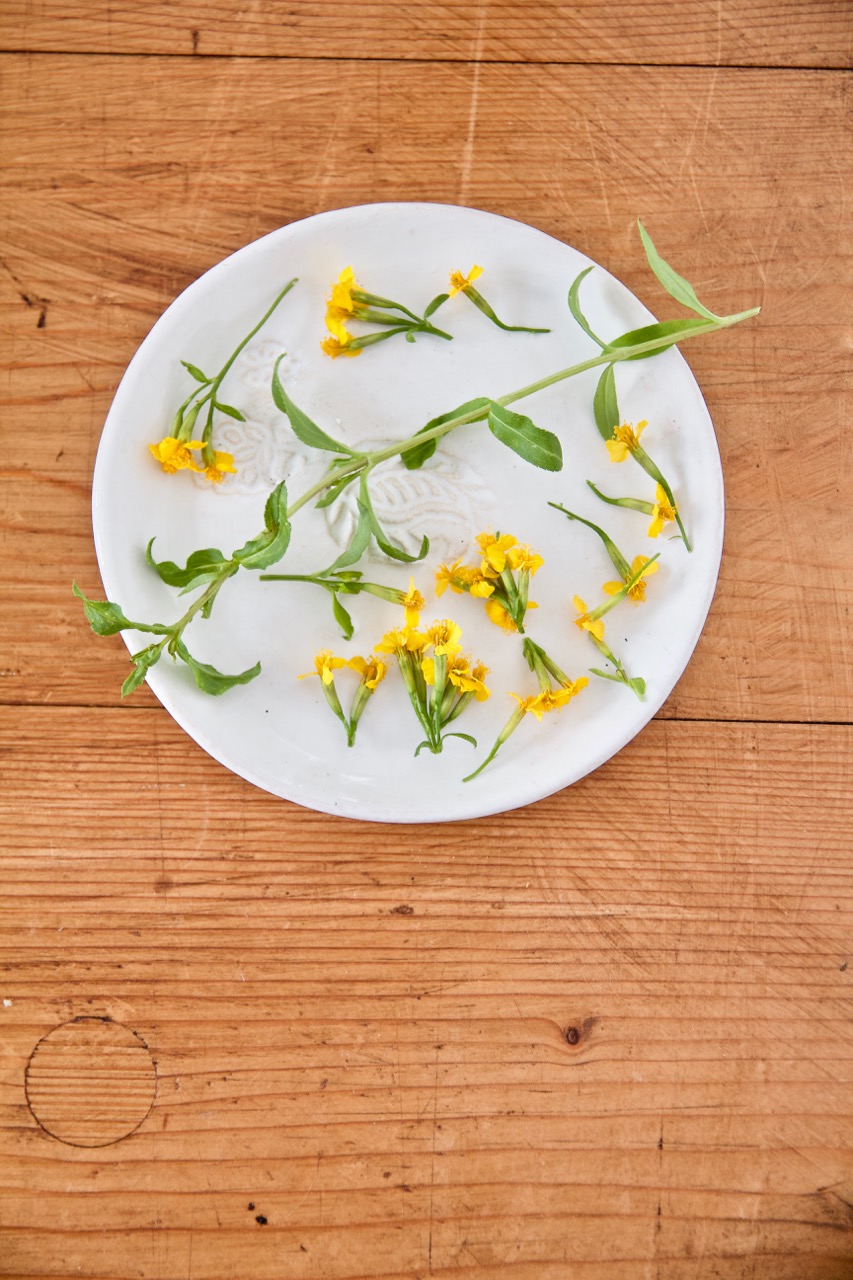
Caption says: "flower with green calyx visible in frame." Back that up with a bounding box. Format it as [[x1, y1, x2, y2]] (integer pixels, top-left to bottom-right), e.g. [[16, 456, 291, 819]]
[[548, 503, 659, 605], [150, 278, 297, 482], [448, 265, 550, 335], [377, 616, 485, 757], [434, 531, 543, 635], [321, 265, 453, 357], [586, 480, 678, 539], [299, 648, 386, 747], [601, 421, 690, 552], [569, 553, 661, 700], [464, 636, 587, 781]]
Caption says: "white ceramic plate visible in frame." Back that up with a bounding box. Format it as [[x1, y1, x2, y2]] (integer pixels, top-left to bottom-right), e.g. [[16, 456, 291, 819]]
[[92, 202, 723, 823]]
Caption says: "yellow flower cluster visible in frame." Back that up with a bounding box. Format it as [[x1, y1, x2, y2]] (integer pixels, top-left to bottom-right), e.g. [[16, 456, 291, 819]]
[[149, 436, 236, 484], [435, 531, 543, 633], [321, 266, 364, 359], [299, 647, 387, 747]]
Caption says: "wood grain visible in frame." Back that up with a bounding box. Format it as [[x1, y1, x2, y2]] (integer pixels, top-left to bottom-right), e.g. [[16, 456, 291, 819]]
[[1, 57, 850, 721], [1, 710, 852, 1278], [1, 0, 851, 69]]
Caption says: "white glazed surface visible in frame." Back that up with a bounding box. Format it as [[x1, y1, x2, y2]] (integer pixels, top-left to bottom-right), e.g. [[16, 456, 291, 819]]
[[92, 202, 724, 823]]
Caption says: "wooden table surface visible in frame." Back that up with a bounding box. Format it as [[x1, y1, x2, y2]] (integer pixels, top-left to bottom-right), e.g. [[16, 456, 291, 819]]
[[2, 3, 852, 1277]]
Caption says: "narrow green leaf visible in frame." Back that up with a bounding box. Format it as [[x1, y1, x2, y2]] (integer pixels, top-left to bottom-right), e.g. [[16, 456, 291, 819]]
[[232, 480, 291, 571], [72, 581, 134, 636], [401, 396, 491, 471], [567, 267, 604, 347], [637, 221, 720, 320], [180, 360, 209, 383], [547, 502, 631, 579], [360, 473, 429, 563], [423, 292, 449, 319], [213, 401, 246, 422], [331, 593, 355, 640], [324, 500, 372, 574], [145, 539, 230, 590], [175, 639, 261, 695], [443, 732, 477, 749], [121, 644, 163, 697], [608, 317, 713, 360], [315, 471, 358, 510], [272, 354, 351, 453], [465, 286, 550, 334], [592, 364, 619, 441], [586, 480, 654, 515], [487, 403, 563, 472]]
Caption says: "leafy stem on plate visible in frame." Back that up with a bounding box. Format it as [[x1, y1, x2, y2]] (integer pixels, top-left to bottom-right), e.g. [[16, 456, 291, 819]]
[[78, 223, 758, 699]]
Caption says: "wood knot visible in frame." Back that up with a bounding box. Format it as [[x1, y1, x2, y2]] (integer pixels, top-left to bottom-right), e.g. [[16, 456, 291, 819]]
[[25, 1016, 156, 1147]]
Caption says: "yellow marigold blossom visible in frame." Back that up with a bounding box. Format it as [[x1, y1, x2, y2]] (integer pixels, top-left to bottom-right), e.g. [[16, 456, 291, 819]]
[[328, 266, 361, 317], [299, 649, 347, 686], [573, 595, 605, 642], [485, 598, 518, 632], [321, 333, 362, 359], [476, 531, 518, 574], [347, 655, 386, 688], [426, 619, 463, 657], [149, 436, 206, 475], [606, 419, 648, 463], [448, 264, 484, 297], [202, 450, 237, 484], [435, 560, 483, 597], [469, 576, 496, 598], [648, 484, 677, 538], [401, 578, 424, 628], [377, 626, 428, 655], [506, 544, 544, 575], [603, 555, 659, 605], [523, 684, 587, 721]]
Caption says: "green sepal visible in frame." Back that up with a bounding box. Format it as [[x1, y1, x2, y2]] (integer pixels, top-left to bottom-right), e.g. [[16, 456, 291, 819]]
[[331, 593, 355, 640], [607, 317, 712, 359], [272, 354, 352, 454], [213, 401, 245, 422], [401, 396, 491, 471], [488, 403, 563, 472], [567, 267, 604, 347], [637, 221, 720, 321], [145, 539, 230, 591], [592, 364, 619, 441], [121, 643, 164, 697], [174, 638, 261, 695], [232, 481, 291, 571], [72, 581, 135, 636], [180, 361, 209, 383]]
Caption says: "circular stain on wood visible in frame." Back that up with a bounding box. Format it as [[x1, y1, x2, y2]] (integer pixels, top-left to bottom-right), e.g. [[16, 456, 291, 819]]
[[25, 1017, 156, 1147]]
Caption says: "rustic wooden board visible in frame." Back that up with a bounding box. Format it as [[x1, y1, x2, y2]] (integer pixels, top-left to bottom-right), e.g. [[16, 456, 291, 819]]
[[1, 711, 852, 1278], [1, 0, 851, 68], [1, 57, 850, 720]]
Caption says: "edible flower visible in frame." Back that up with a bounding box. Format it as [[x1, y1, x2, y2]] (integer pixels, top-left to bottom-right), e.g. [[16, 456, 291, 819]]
[[606, 420, 647, 463], [603, 555, 659, 605], [449, 265, 484, 297]]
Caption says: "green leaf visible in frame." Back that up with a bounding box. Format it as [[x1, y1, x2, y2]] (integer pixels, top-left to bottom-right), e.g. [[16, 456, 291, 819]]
[[324, 500, 372, 573], [547, 502, 631, 579], [315, 471, 358, 510], [145, 539, 230, 590], [121, 643, 163, 697], [331, 593, 355, 640], [401, 396, 491, 471], [443, 732, 477, 749], [638, 221, 720, 320], [423, 292, 449, 319], [487, 403, 563, 472], [72, 581, 134, 636], [360, 473, 429, 563], [174, 639, 261, 695], [213, 401, 245, 422], [607, 317, 713, 359], [464, 285, 550, 335], [586, 480, 654, 515], [272, 354, 351, 454], [592, 364, 619, 441], [232, 481, 291, 571], [567, 267, 604, 347], [180, 360, 209, 383]]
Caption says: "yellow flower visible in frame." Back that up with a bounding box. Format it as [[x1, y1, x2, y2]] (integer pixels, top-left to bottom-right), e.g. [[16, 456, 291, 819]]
[[347, 655, 386, 688], [606, 419, 648, 463], [506, 544, 544, 575], [469, 576, 496, 598], [321, 333, 362, 359], [485, 598, 518, 632], [648, 484, 677, 538], [435, 559, 483, 597], [328, 266, 360, 317], [149, 436, 205, 474], [476, 531, 518, 574], [573, 595, 605, 642], [603, 555, 659, 605], [202, 450, 237, 484], [522, 684, 587, 721], [299, 649, 347, 685], [425, 619, 463, 657], [401, 578, 424, 628], [377, 626, 428, 655], [448, 265, 484, 297]]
